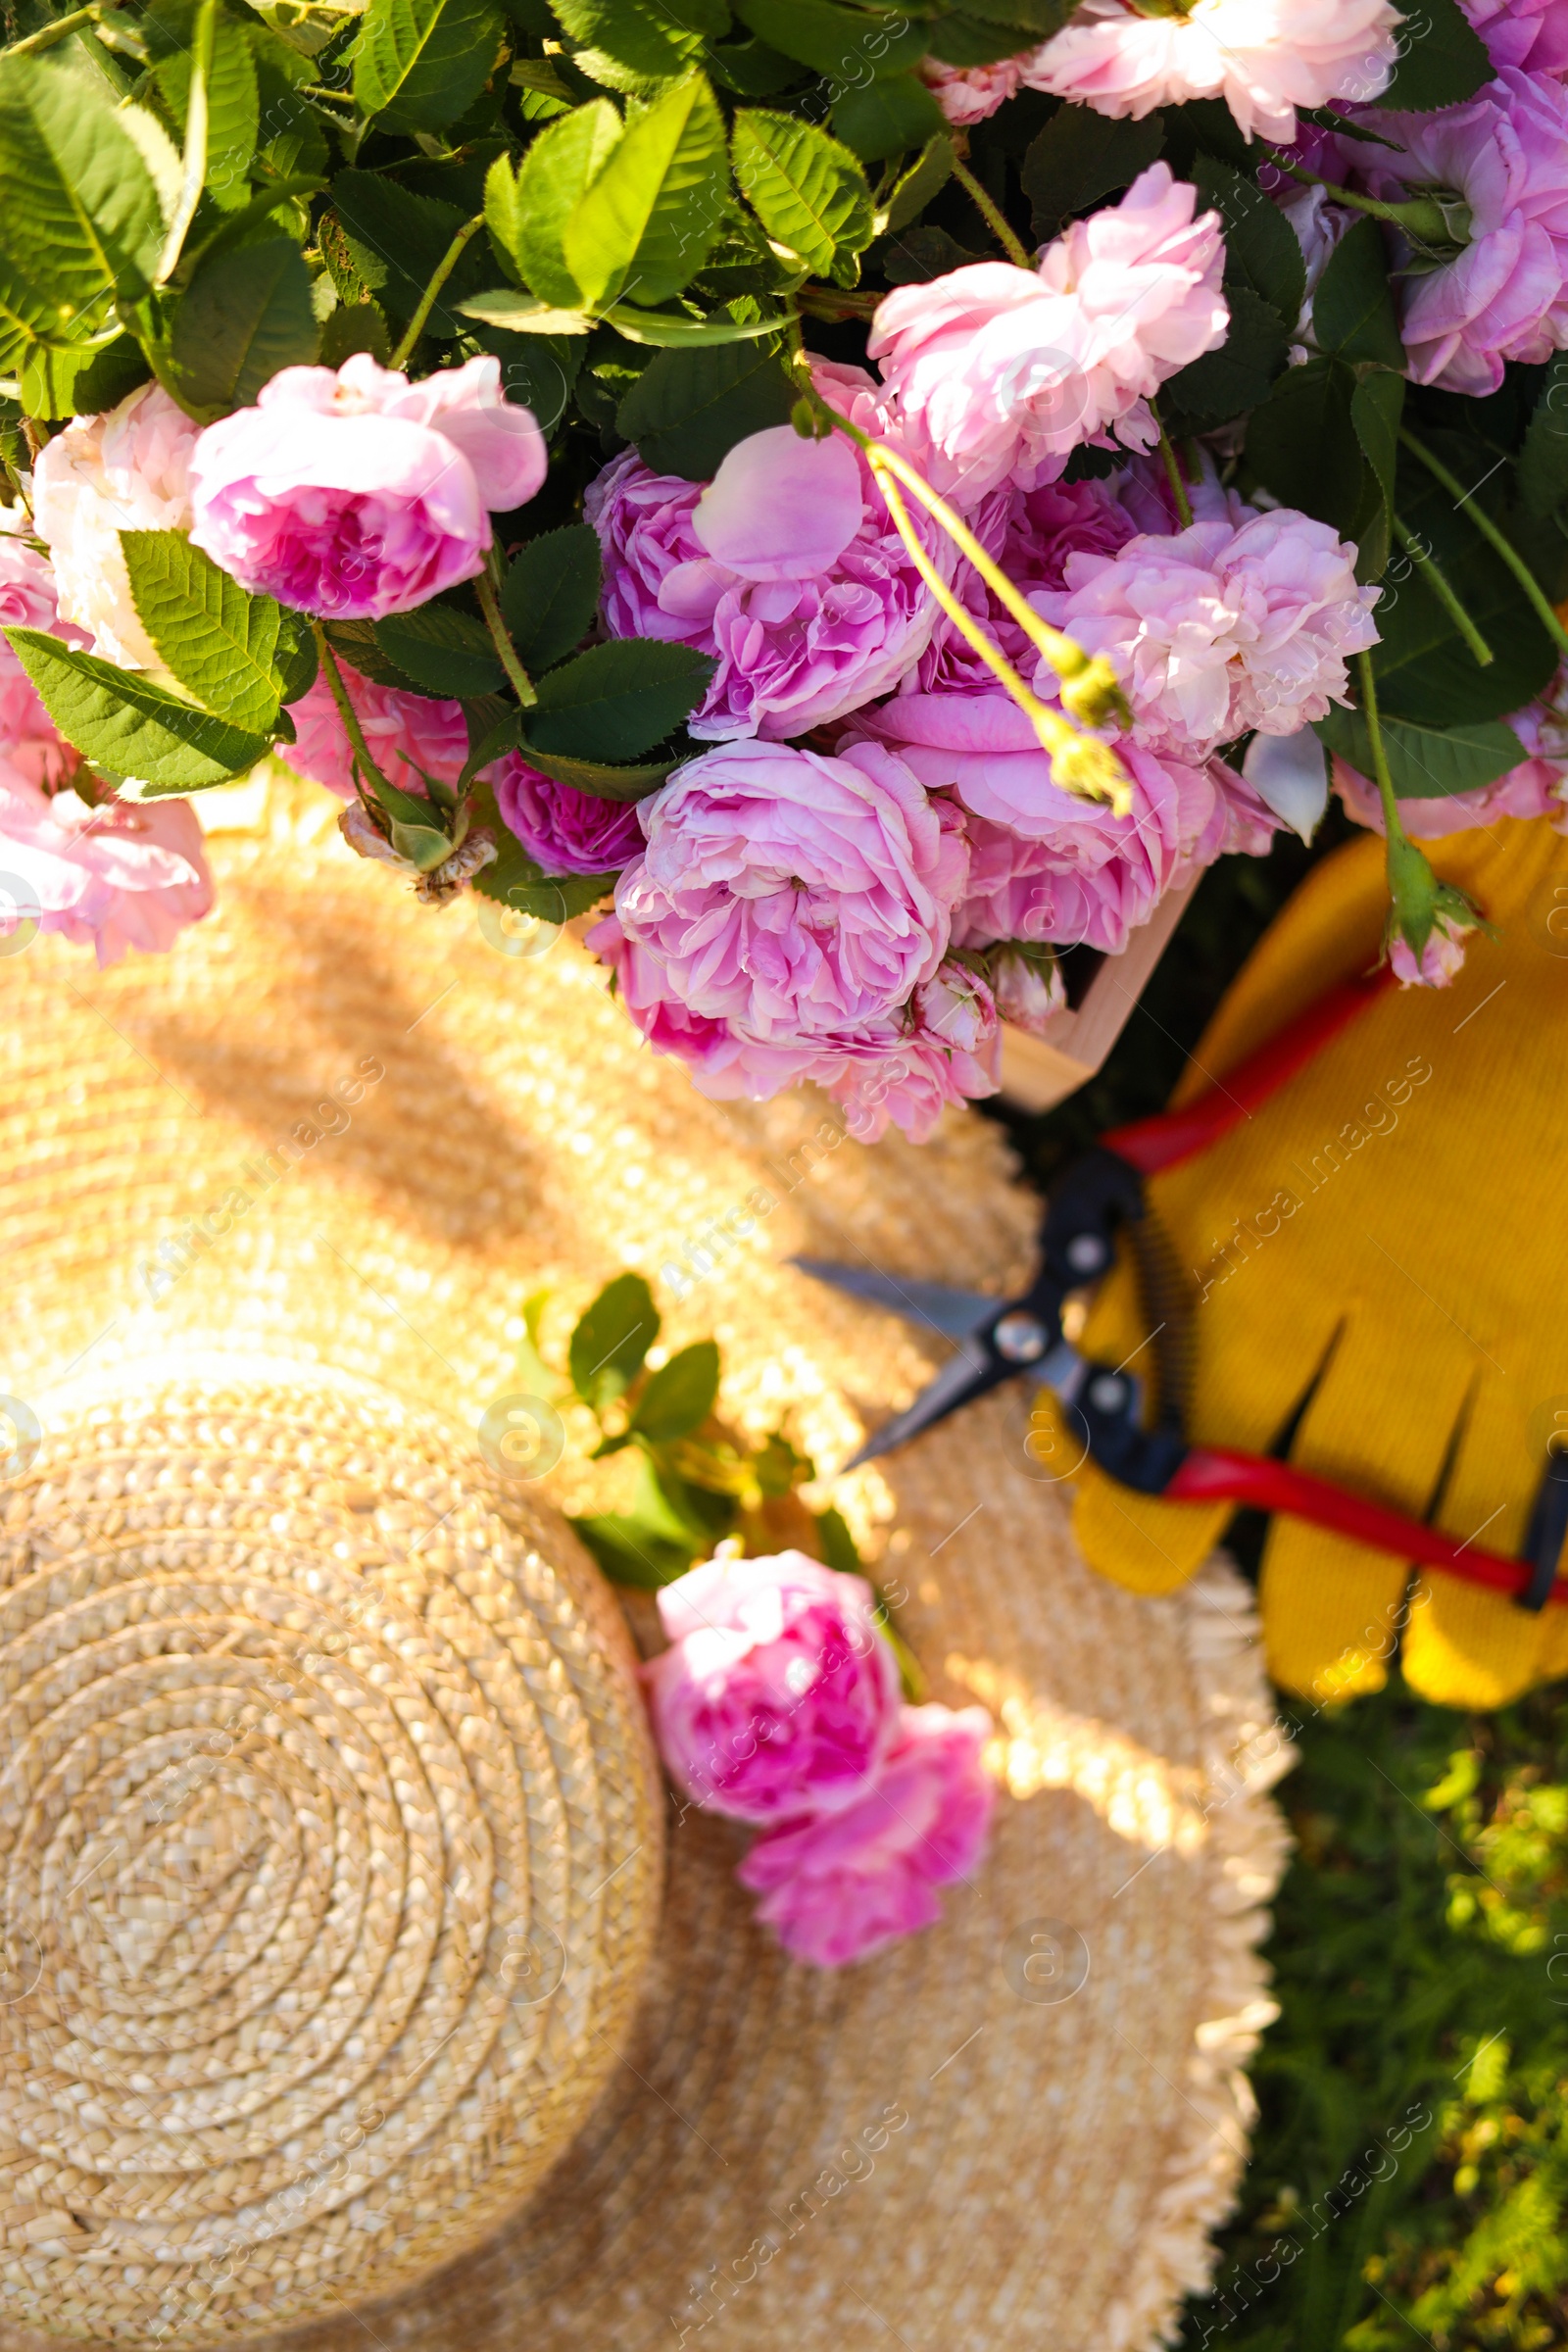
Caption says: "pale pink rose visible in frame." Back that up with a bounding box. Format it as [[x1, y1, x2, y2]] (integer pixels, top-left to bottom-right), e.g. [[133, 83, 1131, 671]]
[[493, 753, 643, 876], [1026, 0, 1399, 141], [0, 515, 87, 781], [31, 384, 200, 668], [611, 738, 966, 1044], [919, 48, 1030, 123], [1037, 510, 1380, 761], [991, 944, 1068, 1031], [587, 908, 828, 1102], [1390, 910, 1472, 987], [1361, 68, 1568, 394], [280, 656, 469, 801], [1461, 0, 1568, 74], [586, 368, 949, 741], [848, 695, 1277, 952], [0, 758, 212, 966], [868, 165, 1227, 505], [644, 1552, 903, 1824], [737, 1703, 997, 1967], [1332, 749, 1567, 836], [188, 355, 547, 619], [821, 983, 1004, 1145]]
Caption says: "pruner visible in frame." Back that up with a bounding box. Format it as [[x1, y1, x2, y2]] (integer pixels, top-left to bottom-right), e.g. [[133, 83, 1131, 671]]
[[797, 971, 1568, 1613]]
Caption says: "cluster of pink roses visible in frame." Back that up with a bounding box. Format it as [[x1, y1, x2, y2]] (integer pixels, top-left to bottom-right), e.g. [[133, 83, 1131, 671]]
[[643, 1551, 994, 1968]]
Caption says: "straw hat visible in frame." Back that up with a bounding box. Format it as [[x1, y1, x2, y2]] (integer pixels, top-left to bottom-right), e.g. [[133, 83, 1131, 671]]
[[0, 771, 1293, 2352]]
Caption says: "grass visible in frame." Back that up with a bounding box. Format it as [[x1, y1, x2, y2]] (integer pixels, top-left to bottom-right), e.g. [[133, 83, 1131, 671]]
[[987, 838, 1568, 2351]]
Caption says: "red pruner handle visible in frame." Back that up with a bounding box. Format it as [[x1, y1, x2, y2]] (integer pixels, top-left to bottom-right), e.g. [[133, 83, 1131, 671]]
[[1166, 1446, 1554, 1607]]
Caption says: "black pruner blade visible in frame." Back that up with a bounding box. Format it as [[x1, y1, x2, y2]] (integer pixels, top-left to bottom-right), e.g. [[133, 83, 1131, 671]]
[[790, 1254, 1088, 1470]]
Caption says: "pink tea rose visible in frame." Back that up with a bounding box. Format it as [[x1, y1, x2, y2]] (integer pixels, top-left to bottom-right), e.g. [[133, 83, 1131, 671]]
[[493, 752, 644, 876], [586, 370, 950, 741], [0, 759, 213, 966], [188, 354, 547, 619], [1036, 509, 1380, 762], [820, 986, 1004, 1145], [0, 516, 87, 778], [586, 908, 829, 1102], [1026, 0, 1399, 141], [737, 1704, 997, 1967], [612, 738, 966, 1046], [919, 49, 1031, 123], [1461, 0, 1568, 74], [1332, 743, 1567, 836], [31, 384, 201, 668], [868, 166, 1227, 505], [280, 656, 470, 801], [1360, 68, 1568, 394], [1390, 909, 1473, 987], [991, 944, 1068, 1032], [644, 1553, 903, 1824]]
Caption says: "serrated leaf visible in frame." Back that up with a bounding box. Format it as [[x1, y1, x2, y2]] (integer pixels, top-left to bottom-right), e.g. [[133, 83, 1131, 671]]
[[20, 333, 149, 421], [1246, 356, 1366, 539], [1518, 356, 1568, 534], [943, 0, 1076, 28], [732, 108, 872, 275], [564, 73, 729, 310], [1163, 287, 1287, 428], [353, 0, 505, 130], [601, 299, 793, 344], [372, 604, 503, 697], [332, 171, 489, 338], [1371, 0, 1491, 112], [321, 617, 421, 693], [1312, 217, 1404, 369], [504, 99, 622, 309], [1020, 104, 1163, 241], [501, 525, 603, 673], [707, 34, 804, 94], [458, 288, 595, 332], [170, 237, 318, 417], [512, 740, 680, 799], [4, 628, 270, 788], [157, 14, 259, 213], [876, 132, 954, 235], [529, 639, 714, 762], [1350, 368, 1404, 579], [570, 1271, 659, 1409], [1317, 706, 1527, 799], [1193, 151, 1305, 323], [631, 1339, 720, 1442], [0, 57, 165, 343], [832, 72, 945, 164], [551, 0, 719, 90], [120, 529, 303, 729], [733, 0, 927, 77], [615, 337, 794, 476], [318, 300, 392, 367]]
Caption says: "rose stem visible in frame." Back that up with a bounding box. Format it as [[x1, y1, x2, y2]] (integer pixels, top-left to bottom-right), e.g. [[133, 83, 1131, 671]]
[[1390, 514, 1494, 666], [388, 214, 485, 369], [475, 567, 538, 709], [1399, 427, 1568, 656], [949, 150, 1032, 270]]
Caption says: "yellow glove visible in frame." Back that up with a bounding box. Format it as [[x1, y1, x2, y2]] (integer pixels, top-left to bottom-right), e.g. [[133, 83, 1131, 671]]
[[1058, 812, 1568, 1710]]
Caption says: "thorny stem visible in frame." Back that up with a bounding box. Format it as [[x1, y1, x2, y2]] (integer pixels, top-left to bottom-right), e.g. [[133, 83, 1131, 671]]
[[1154, 414, 1194, 529], [389, 213, 485, 368], [475, 567, 537, 709], [4, 3, 97, 52], [1390, 514, 1494, 667], [155, 0, 216, 286], [949, 150, 1032, 270], [315, 626, 396, 802], [1262, 152, 1467, 247], [1399, 427, 1568, 658]]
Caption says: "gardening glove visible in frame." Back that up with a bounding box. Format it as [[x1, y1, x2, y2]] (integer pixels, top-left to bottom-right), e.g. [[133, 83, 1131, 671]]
[[1054, 813, 1568, 1709]]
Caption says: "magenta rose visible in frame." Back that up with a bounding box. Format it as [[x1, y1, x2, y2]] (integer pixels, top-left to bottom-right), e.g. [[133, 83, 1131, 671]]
[[586, 364, 950, 740], [1461, 0, 1568, 72], [610, 737, 966, 1045], [188, 354, 547, 619], [736, 1704, 997, 1967], [644, 1553, 903, 1824], [0, 757, 213, 966], [493, 753, 644, 877], [280, 657, 469, 802]]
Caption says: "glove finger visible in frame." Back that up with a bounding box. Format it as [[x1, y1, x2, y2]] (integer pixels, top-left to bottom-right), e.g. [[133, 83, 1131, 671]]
[[1401, 1381, 1568, 1706], [1259, 1321, 1477, 1701], [1071, 1456, 1232, 1594]]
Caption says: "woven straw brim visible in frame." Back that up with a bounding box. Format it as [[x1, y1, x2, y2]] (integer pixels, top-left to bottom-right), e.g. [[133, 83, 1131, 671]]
[[0, 772, 1293, 2352]]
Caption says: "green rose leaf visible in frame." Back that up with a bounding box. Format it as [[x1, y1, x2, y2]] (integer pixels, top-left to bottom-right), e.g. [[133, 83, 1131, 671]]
[[20, 333, 150, 423], [733, 0, 928, 79], [615, 337, 795, 476], [1246, 356, 1366, 539], [732, 108, 873, 277], [371, 605, 505, 698], [631, 1339, 721, 1442], [564, 72, 730, 310], [1312, 217, 1405, 370], [1518, 355, 1568, 538], [157, 14, 259, 213], [832, 73, 946, 165], [170, 237, 318, 418], [1193, 151, 1305, 324], [1316, 707, 1528, 799], [0, 57, 167, 343], [501, 524, 604, 674], [570, 1270, 660, 1410], [333, 172, 489, 338], [353, 0, 506, 132], [568, 1510, 696, 1587], [1020, 104, 1164, 242], [119, 530, 310, 731], [510, 741, 683, 799], [1371, 0, 1491, 112], [551, 0, 722, 91], [528, 639, 715, 762], [494, 99, 622, 308], [4, 628, 271, 790], [1163, 285, 1289, 428], [876, 133, 955, 236]]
